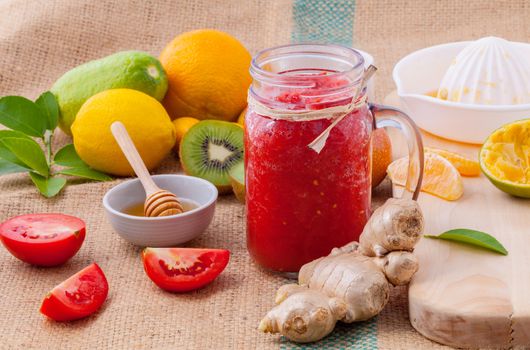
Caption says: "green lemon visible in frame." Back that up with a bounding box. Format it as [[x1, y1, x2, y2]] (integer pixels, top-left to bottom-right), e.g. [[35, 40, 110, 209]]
[[52, 51, 168, 135]]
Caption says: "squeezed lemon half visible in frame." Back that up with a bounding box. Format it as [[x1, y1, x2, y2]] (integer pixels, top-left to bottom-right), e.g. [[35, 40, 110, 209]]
[[480, 119, 530, 197]]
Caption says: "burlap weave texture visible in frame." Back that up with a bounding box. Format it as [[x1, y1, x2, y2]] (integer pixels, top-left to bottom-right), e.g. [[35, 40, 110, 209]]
[[2, 1, 530, 349]]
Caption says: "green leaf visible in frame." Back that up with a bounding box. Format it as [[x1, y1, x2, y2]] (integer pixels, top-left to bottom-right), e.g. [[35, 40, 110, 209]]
[[0, 147, 29, 169], [0, 130, 35, 169], [54, 144, 112, 182], [54, 144, 85, 167], [58, 167, 112, 181], [424, 229, 508, 255], [29, 173, 66, 198], [0, 96, 46, 137], [0, 158, 28, 175], [0, 129, 34, 141], [0, 137, 49, 176], [35, 92, 59, 131]]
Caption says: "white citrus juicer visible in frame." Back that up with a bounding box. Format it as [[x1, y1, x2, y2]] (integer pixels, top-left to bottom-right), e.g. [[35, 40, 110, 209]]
[[393, 38, 530, 144]]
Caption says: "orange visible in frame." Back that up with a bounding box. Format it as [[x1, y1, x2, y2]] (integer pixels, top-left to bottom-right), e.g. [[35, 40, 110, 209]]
[[425, 147, 480, 177], [237, 107, 247, 127], [371, 129, 392, 188], [387, 152, 463, 201], [160, 29, 251, 122], [172, 117, 199, 151]]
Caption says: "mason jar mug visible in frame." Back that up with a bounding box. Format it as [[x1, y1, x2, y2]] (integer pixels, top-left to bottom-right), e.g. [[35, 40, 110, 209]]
[[245, 44, 423, 273]]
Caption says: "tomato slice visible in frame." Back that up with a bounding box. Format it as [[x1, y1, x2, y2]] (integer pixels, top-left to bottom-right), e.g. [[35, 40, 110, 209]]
[[40, 263, 109, 322], [142, 248, 230, 292], [0, 213, 85, 266]]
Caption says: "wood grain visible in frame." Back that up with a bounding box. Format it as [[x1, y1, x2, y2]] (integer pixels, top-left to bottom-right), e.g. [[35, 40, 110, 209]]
[[384, 91, 530, 348]]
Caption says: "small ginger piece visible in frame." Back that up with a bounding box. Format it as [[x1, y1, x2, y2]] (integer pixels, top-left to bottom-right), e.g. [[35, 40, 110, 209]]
[[259, 289, 347, 343], [259, 198, 424, 343], [373, 251, 419, 286]]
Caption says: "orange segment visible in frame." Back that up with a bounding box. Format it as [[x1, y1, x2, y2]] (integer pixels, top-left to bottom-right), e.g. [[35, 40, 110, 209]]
[[387, 152, 464, 201], [425, 147, 480, 177]]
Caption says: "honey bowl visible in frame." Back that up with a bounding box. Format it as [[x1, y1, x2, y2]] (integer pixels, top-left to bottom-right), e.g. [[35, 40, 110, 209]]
[[103, 174, 218, 246], [393, 40, 530, 144]]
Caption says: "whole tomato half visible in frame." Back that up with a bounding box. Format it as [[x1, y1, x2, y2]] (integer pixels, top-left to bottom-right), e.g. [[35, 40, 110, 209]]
[[142, 248, 230, 292], [40, 263, 109, 322], [0, 213, 85, 266]]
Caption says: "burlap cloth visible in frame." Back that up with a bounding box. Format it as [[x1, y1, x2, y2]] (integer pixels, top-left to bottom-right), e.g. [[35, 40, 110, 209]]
[[1, 1, 530, 349]]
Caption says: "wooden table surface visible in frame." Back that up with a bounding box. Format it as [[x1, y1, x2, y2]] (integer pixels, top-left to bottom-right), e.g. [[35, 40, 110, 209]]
[[384, 91, 530, 349]]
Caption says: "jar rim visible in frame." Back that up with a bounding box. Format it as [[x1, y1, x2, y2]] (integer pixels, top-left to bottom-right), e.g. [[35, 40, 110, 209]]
[[250, 43, 365, 85]]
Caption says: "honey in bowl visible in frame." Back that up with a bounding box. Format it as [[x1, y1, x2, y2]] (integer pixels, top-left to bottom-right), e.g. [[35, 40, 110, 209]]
[[122, 198, 198, 217]]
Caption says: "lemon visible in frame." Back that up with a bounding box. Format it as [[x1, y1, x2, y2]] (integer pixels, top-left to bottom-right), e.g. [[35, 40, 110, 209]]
[[172, 117, 199, 151], [160, 29, 251, 122], [72, 89, 175, 176], [480, 119, 530, 197]]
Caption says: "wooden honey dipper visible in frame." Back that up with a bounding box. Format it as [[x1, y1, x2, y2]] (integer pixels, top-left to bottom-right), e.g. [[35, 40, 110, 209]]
[[111, 121, 183, 217]]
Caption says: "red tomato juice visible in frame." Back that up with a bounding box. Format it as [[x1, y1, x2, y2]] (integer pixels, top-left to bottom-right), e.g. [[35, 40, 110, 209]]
[[245, 75, 373, 272]]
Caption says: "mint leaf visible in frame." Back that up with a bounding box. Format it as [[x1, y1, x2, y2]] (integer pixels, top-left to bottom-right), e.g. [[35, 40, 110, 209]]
[[54, 144, 85, 167], [0, 96, 46, 137], [58, 167, 112, 181], [35, 92, 59, 131], [0, 137, 49, 176], [29, 173, 66, 198], [425, 229, 508, 255], [0, 158, 28, 175]]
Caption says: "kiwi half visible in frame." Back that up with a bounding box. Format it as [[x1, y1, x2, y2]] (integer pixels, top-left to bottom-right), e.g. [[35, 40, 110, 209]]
[[229, 161, 245, 203], [179, 120, 244, 193]]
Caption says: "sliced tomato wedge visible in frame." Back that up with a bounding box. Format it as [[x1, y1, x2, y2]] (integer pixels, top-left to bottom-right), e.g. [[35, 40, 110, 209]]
[[0, 213, 85, 266], [142, 248, 230, 292], [40, 263, 108, 322]]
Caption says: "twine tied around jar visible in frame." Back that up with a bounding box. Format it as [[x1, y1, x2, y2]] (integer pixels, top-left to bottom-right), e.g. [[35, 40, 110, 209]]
[[247, 65, 377, 154]]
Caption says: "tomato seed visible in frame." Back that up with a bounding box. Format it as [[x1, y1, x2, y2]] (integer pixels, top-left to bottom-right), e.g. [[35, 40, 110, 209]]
[[159, 255, 213, 277]]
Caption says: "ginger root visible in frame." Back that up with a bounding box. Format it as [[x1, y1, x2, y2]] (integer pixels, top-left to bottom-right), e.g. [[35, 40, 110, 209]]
[[359, 198, 423, 257], [259, 197, 424, 343]]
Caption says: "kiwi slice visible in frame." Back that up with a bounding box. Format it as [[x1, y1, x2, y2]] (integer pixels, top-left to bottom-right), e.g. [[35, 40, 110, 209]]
[[179, 120, 244, 193], [229, 161, 245, 203]]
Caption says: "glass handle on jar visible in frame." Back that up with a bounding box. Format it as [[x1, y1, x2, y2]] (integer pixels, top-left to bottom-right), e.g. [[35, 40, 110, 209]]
[[370, 103, 424, 201]]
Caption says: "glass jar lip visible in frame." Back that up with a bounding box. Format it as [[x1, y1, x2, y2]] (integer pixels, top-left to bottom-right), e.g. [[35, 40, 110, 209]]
[[250, 43, 365, 84]]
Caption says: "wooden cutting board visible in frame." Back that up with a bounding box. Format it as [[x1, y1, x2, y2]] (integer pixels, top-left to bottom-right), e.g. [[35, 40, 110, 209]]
[[384, 91, 530, 349]]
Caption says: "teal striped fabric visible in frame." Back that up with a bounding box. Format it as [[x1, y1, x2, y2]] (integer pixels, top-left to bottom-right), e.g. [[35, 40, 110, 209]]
[[283, 1, 378, 349], [279, 318, 378, 350], [291, 0, 356, 46]]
